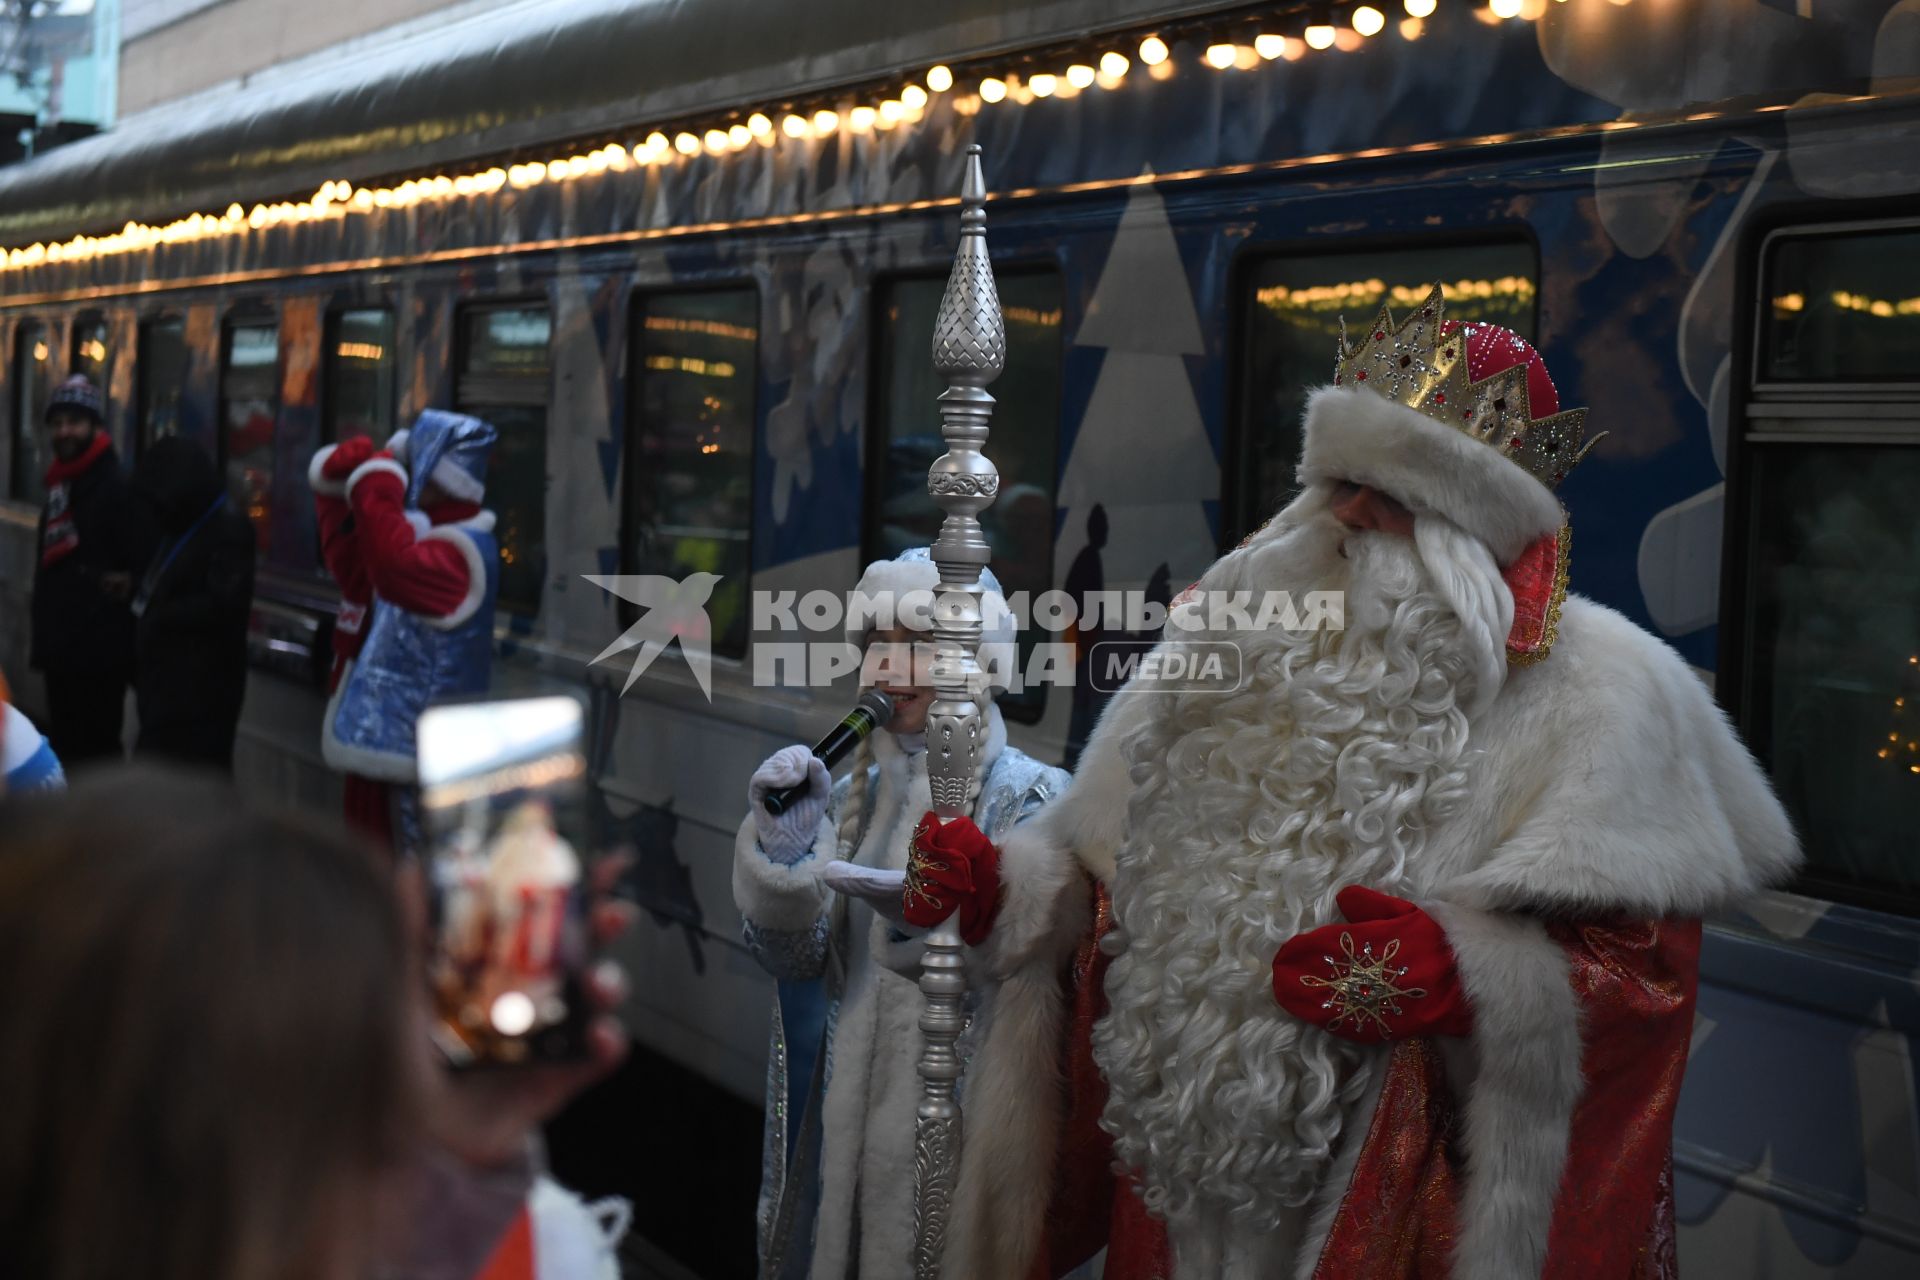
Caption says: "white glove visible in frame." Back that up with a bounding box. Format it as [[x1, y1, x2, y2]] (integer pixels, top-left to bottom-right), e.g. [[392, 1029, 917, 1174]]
[[822, 860, 909, 925], [749, 745, 830, 865]]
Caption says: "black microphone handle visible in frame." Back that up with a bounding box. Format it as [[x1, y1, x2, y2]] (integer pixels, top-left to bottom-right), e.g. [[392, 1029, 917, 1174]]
[[763, 693, 892, 815]]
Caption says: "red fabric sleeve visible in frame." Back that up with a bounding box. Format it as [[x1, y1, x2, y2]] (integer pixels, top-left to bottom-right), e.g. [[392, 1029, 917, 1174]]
[[350, 470, 472, 619], [315, 493, 371, 604]]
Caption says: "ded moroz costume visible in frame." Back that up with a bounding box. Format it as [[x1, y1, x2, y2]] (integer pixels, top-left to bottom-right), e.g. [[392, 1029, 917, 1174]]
[[312, 410, 499, 847], [1003, 285, 1802, 1280]]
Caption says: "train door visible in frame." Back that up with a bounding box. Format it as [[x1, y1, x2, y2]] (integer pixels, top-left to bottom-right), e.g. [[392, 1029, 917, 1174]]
[[1698, 214, 1920, 1275]]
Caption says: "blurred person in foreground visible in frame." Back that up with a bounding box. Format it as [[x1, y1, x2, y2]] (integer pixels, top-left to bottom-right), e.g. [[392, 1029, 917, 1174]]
[[129, 438, 256, 771], [0, 766, 631, 1280], [29, 376, 147, 768]]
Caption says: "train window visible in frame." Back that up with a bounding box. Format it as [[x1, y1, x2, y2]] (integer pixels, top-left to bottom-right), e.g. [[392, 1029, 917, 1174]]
[[9, 321, 53, 504], [1231, 242, 1538, 539], [1762, 226, 1920, 382], [138, 317, 187, 453], [456, 304, 550, 617], [324, 308, 396, 443], [222, 318, 280, 556], [627, 287, 757, 660], [70, 312, 109, 388], [870, 271, 1064, 722], [1729, 222, 1920, 912]]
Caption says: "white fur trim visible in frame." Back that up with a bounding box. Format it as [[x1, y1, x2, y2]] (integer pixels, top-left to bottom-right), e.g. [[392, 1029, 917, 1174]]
[[731, 812, 834, 932], [944, 818, 1093, 1280], [308, 444, 347, 496], [1298, 384, 1565, 566], [418, 524, 491, 630], [1440, 597, 1801, 917], [1423, 902, 1584, 1280], [429, 456, 485, 503], [345, 456, 408, 501], [386, 428, 411, 463], [1033, 682, 1158, 883]]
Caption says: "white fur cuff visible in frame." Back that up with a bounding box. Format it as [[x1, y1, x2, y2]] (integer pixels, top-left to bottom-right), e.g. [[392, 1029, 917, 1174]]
[[1299, 385, 1564, 566], [308, 444, 347, 496], [1424, 901, 1582, 1280], [346, 456, 408, 502], [732, 813, 833, 933], [430, 457, 485, 503]]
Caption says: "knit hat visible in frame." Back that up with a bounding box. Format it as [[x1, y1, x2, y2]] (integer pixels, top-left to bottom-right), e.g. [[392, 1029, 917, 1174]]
[[846, 547, 1018, 691], [45, 375, 104, 426]]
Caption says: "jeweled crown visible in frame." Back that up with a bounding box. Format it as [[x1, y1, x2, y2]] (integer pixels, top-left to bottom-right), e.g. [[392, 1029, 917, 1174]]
[[1333, 284, 1599, 490]]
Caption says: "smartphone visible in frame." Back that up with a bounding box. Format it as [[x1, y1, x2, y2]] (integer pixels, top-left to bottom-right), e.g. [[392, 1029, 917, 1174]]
[[417, 694, 593, 1068]]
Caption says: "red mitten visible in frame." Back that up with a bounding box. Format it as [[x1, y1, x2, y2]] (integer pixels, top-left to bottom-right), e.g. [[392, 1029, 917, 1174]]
[[1271, 886, 1473, 1043], [901, 813, 1003, 946], [320, 435, 377, 481]]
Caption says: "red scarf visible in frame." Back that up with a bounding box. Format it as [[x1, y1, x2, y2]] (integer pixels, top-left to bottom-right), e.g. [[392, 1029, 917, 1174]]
[[43, 431, 110, 486], [40, 433, 112, 569]]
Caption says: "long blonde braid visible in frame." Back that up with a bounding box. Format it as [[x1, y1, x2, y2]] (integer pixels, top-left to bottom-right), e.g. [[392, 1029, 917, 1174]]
[[834, 734, 875, 860]]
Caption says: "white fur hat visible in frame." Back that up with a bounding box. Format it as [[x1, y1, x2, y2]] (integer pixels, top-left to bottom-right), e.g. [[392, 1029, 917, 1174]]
[[846, 547, 1018, 690], [1296, 316, 1582, 567]]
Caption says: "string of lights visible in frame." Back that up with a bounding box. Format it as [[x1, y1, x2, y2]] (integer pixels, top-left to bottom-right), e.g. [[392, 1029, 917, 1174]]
[[0, 0, 1607, 276]]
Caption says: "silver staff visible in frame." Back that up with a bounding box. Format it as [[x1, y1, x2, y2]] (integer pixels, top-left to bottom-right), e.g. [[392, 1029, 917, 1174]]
[[911, 143, 1004, 1279]]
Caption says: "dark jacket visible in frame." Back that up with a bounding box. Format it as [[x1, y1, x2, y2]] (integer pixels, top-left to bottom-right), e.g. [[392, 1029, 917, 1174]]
[[130, 438, 255, 767], [30, 439, 147, 676]]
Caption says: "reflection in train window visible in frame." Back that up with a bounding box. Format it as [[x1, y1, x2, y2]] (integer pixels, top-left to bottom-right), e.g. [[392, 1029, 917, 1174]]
[[872, 272, 1064, 722], [222, 318, 280, 556], [1732, 221, 1920, 913], [628, 288, 757, 660], [70, 312, 109, 389], [139, 317, 187, 454], [10, 321, 53, 503], [1232, 241, 1538, 540], [1763, 227, 1920, 382], [457, 304, 550, 617], [325, 308, 396, 444], [1734, 443, 1920, 906]]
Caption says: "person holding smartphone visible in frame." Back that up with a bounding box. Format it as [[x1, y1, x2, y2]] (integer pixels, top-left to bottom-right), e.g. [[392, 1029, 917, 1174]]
[[735, 547, 1097, 1280]]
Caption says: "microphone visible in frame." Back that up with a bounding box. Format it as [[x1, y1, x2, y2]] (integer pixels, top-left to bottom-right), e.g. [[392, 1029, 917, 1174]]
[[763, 689, 896, 815]]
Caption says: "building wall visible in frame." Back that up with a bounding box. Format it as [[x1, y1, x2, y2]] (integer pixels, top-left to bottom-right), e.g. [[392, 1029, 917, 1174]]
[[118, 0, 467, 116]]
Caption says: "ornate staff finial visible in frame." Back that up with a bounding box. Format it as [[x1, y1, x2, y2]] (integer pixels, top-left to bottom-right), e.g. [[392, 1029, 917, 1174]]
[[912, 143, 1002, 1279]]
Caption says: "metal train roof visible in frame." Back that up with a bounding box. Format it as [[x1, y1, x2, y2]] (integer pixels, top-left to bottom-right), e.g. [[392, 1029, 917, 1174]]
[[0, 0, 1249, 244]]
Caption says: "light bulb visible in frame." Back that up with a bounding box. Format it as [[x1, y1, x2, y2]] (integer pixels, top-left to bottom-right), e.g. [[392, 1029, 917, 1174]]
[[674, 132, 700, 156], [902, 84, 929, 109], [1140, 35, 1169, 64], [1100, 50, 1129, 78], [748, 113, 773, 137], [1354, 6, 1386, 35], [728, 124, 751, 148], [927, 64, 954, 92], [1030, 73, 1056, 96], [1491, 0, 1523, 16], [1255, 33, 1285, 58], [812, 108, 839, 135], [781, 114, 808, 138], [1067, 63, 1096, 88], [1305, 23, 1337, 49], [979, 77, 1007, 102], [850, 105, 877, 132], [879, 99, 904, 125], [1405, 0, 1437, 15], [1206, 43, 1237, 69]]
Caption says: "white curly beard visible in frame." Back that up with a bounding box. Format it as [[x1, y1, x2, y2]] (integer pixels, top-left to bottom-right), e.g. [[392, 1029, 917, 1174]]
[[1092, 498, 1510, 1271]]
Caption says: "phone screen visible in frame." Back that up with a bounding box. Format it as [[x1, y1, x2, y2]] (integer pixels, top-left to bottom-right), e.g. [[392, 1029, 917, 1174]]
[[417, 694, 592, 1068]]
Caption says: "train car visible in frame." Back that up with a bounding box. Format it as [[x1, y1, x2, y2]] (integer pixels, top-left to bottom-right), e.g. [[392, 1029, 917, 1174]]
[[1, 1, 1916, 1273]]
